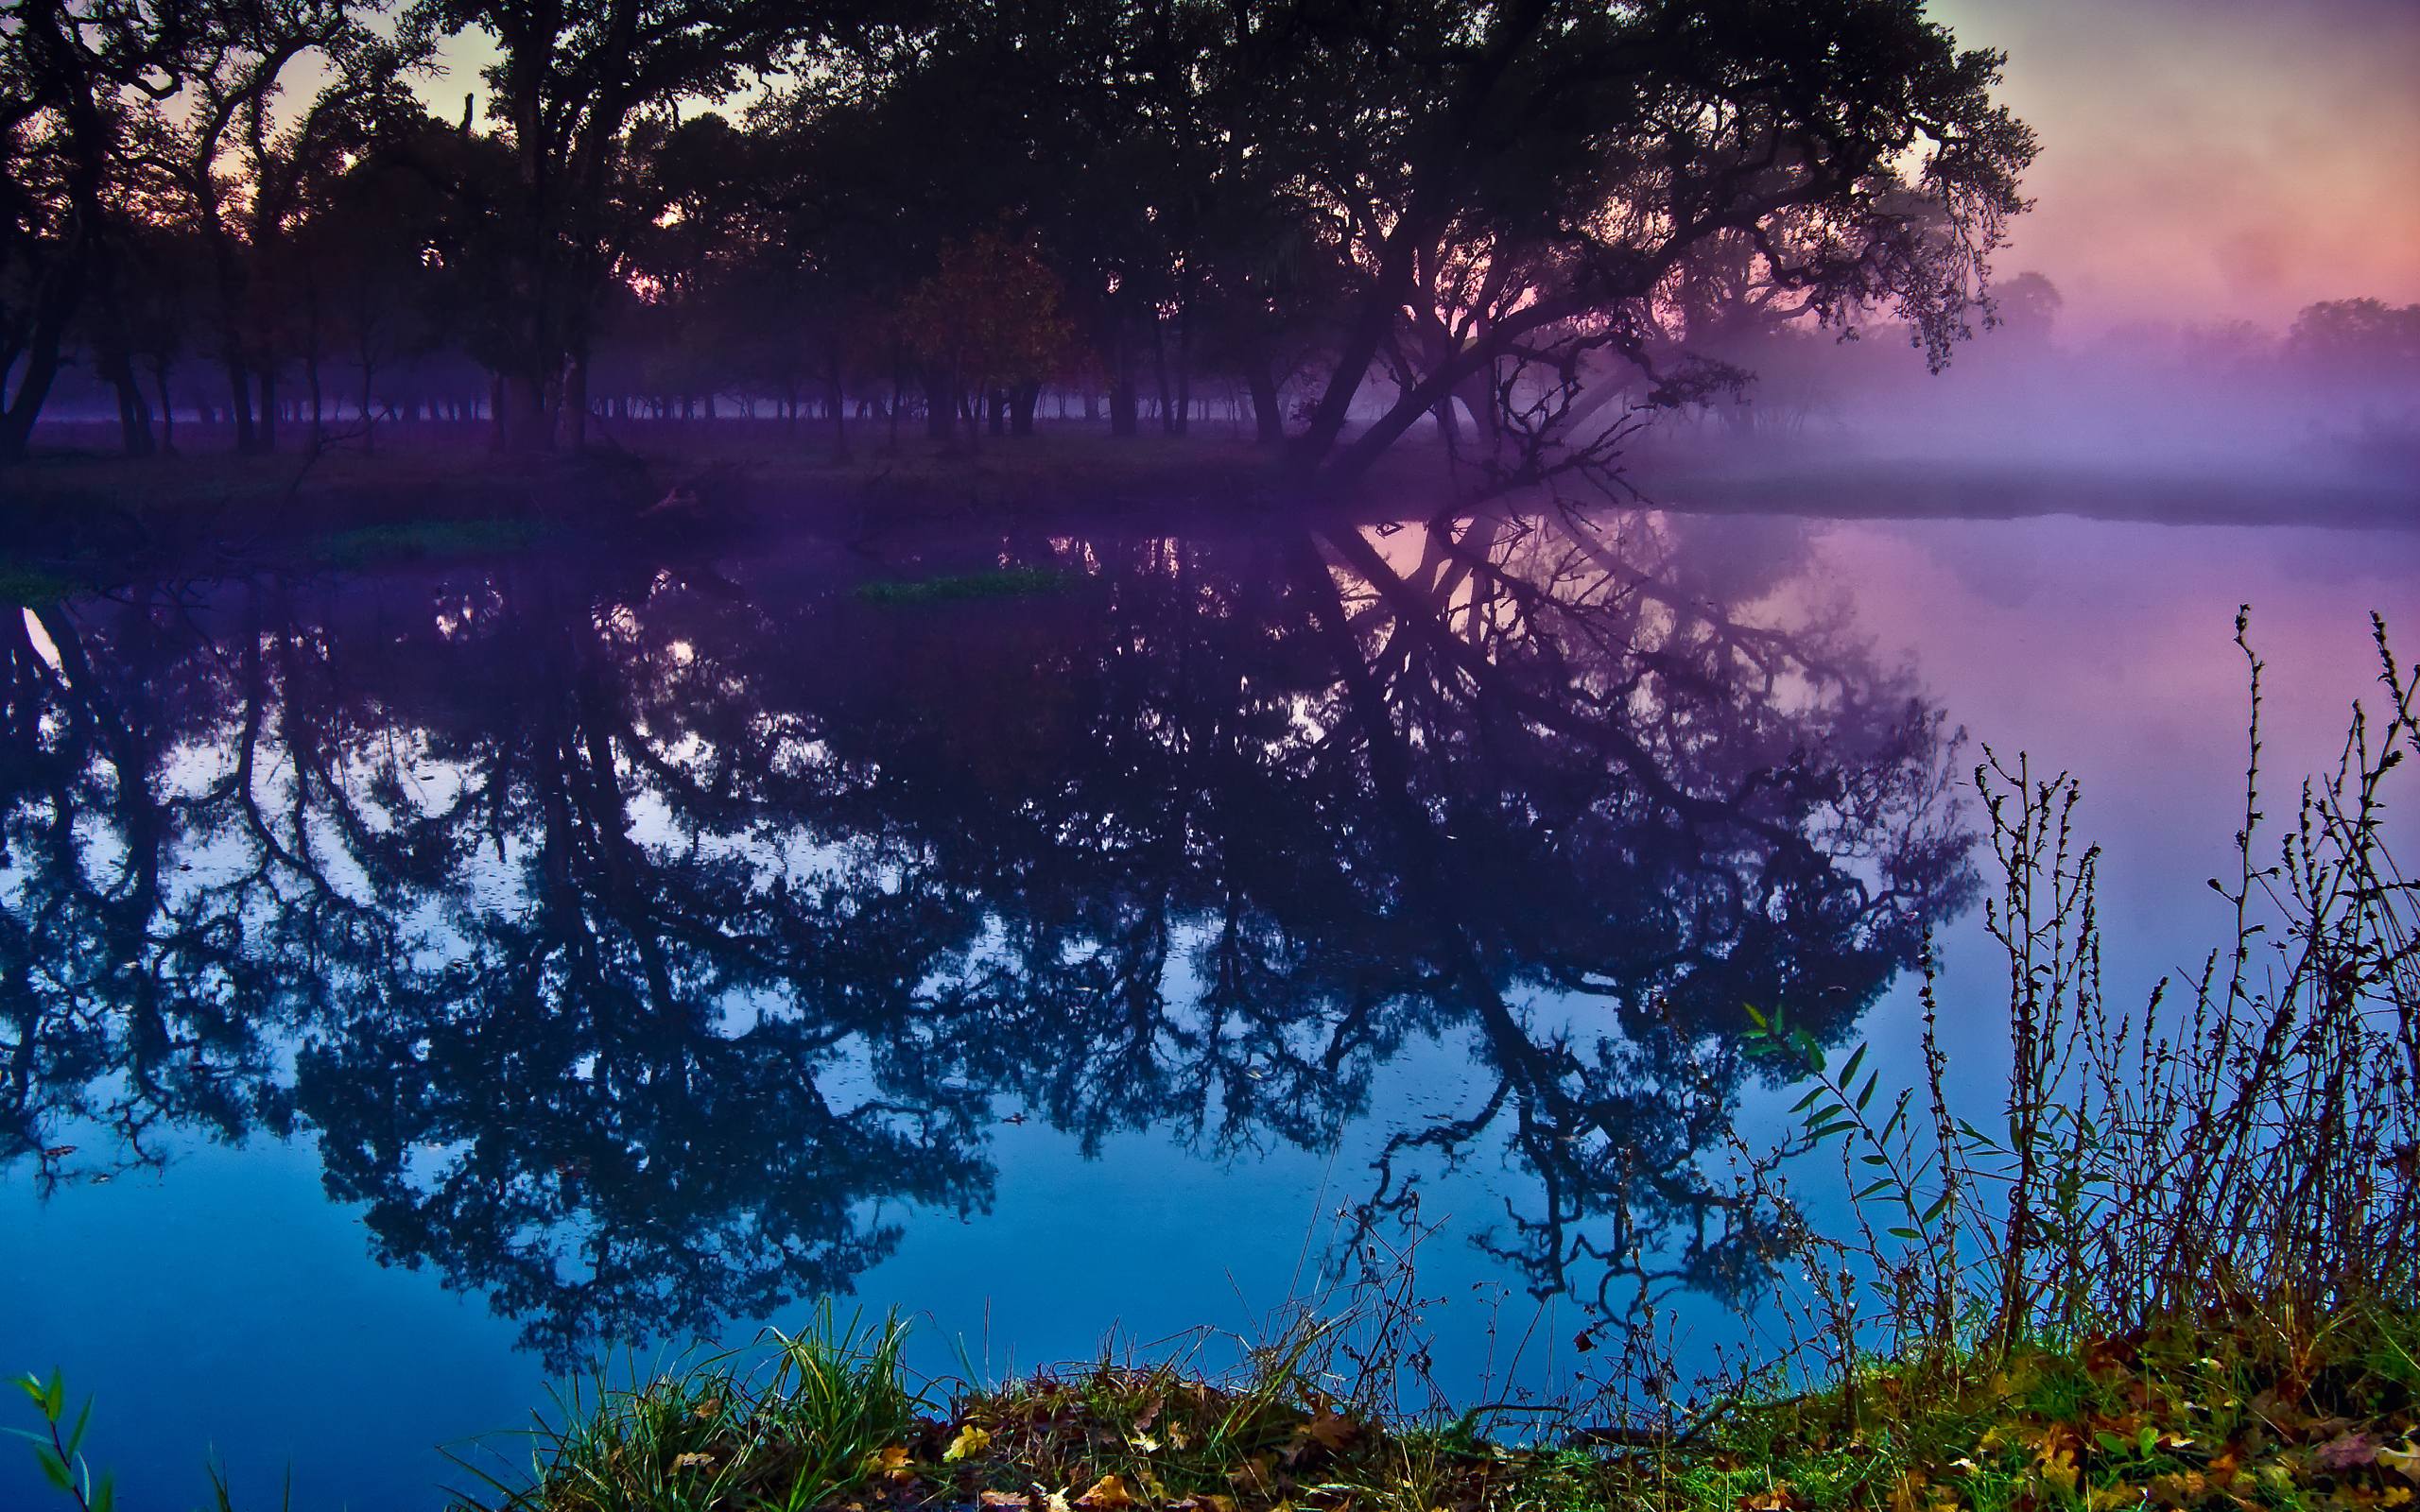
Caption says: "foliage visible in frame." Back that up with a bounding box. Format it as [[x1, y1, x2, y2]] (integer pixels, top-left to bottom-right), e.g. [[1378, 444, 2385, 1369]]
[[7, 0, 2047, 475], [1743, 611, 2418, 1380], [452, 1308, 919, 1512], [428, 1296, 2420, 1512], [897, 232, 1076, 428], [7, 1370, 113, 1512]]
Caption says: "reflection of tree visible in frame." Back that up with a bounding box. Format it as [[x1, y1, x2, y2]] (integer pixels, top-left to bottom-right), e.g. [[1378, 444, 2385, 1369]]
[[0, 591, 300, 1186], [1292, 512, 1970, 1310], [0, 509, 1971, 1361]]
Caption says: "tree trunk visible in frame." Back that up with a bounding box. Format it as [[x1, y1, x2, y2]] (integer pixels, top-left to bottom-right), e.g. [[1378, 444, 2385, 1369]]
[[925, 367, 955, 439], [227, 360, 258, 454], [1151, 317, 1177, 435], [497, 369, 551, 452], [1108, 319, 1139, 438], [0, 246, 89, 461], [1009, 382, 1038, 438], [824, 357, 849, 462], [257, 371, 279, 453], [1247, 359, 1284, 444], [104, 350, 154, 456], [1172, 314, 1192, 437], [152, 357, 176, 455], [559, 352, 589, 450]]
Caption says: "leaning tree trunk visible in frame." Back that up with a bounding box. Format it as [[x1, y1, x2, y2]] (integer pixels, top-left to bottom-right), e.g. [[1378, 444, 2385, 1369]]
[[1248, 357, 1284, 443], [0, 244, 89, 461], [102, 348, 154, 457]]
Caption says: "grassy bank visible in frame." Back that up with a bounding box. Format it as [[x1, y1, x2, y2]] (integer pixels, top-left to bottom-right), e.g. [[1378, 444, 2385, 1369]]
[[7, 423, 2413, 568], [437, 1299, 2419, 1512]]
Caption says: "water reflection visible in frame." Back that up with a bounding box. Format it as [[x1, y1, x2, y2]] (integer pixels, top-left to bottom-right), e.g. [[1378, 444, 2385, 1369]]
[[0, 509, 1975, 1364]]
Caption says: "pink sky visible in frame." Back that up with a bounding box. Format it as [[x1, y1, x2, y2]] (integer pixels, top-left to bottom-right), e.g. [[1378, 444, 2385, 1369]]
[[1937, 0, 2420, 333]]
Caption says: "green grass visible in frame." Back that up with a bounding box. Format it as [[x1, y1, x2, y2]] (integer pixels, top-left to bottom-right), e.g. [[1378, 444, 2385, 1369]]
[[417, 1299, 2419, 1512]]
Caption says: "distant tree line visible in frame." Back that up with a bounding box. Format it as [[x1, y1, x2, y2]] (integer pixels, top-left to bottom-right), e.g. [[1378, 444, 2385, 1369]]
[[4, 0, 2042, 486]]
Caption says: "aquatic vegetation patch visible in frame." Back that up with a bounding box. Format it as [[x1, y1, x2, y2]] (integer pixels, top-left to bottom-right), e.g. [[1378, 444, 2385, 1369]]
[[0, 563, 73, 606], [313, 518, 549, 568], [854, 566, 1072, 605]]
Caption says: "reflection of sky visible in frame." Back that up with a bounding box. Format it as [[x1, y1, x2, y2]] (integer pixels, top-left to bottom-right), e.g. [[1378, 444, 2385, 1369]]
[[6, 514, 2418, 1512]]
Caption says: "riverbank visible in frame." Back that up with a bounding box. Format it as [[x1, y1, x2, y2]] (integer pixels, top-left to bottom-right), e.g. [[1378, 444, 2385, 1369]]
[[5, 421, 2413, 577], [441, 1298, 2418, 1512]]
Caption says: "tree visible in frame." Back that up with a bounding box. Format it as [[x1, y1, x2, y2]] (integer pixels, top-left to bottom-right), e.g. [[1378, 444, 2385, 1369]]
[[1258, 0, 2034, 487], [898, 232, 1073, 440], [0, 0, 209, 458], [2287, 298, 2420, 387], [123, 0, 408, 453], [401, 0, 908, 453]]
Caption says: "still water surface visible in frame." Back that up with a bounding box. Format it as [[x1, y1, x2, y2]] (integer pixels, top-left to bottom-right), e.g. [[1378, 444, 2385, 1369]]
[[2, 503, 2413, 1509]]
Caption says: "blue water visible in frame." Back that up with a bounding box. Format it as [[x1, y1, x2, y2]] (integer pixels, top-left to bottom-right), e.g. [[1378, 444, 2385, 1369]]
[[2, 504, 2413, 1509]]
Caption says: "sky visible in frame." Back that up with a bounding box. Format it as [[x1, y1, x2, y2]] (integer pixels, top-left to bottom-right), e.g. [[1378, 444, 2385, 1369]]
[[1934, 0, 2420, 333], [407, 0, 2420, 339]]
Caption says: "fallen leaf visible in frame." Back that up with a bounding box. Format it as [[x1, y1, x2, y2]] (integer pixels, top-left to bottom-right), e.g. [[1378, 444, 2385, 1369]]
[[1076, 1475, 1134, 1510], [979, 1493, 1031, 1508], [945, 1426, 994, 1463], [2383, 1441, 2420, 1484], [863, 1446, 913, 1481], [1302, 1409, 1357, 1452], [2318, 1433, 2383, 1471], [2038, 1450, 2080, 1500], [673, 1452, 716, 1471]]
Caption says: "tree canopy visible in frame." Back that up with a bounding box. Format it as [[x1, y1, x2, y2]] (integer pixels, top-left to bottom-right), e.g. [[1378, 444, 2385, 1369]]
[[3, 0, 2042, 484]]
